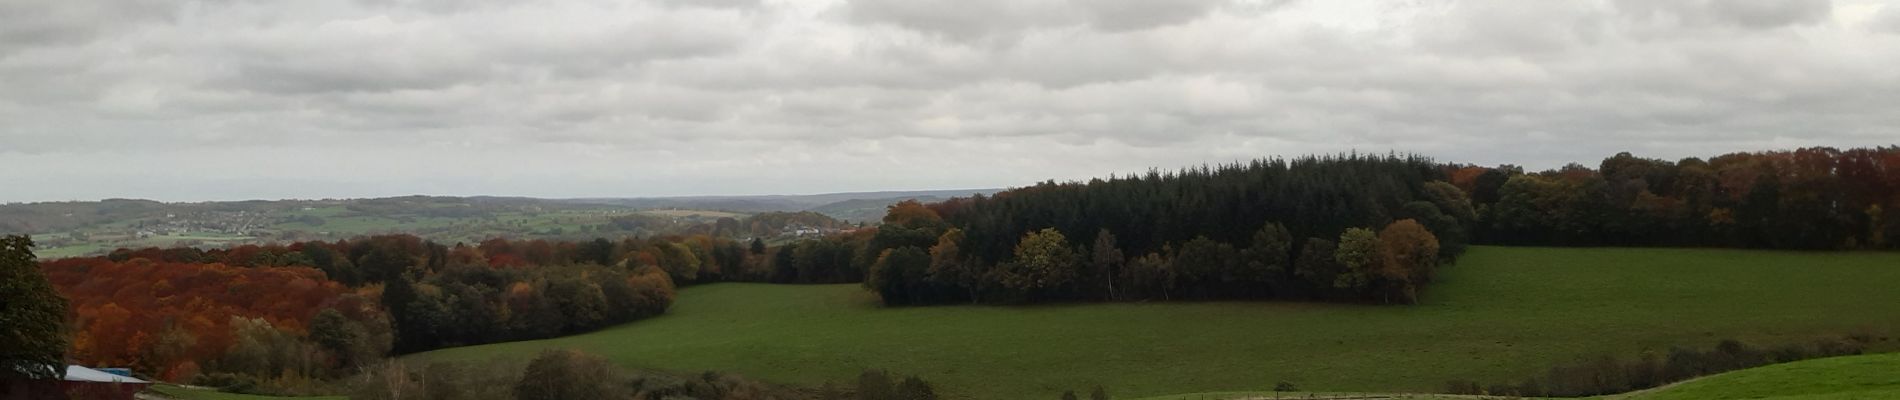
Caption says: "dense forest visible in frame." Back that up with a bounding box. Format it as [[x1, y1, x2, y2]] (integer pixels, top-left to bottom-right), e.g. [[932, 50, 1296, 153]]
[[860, 154, 1466, 306], [32, 233, 789, 394], [858, 146, 1900, 307]]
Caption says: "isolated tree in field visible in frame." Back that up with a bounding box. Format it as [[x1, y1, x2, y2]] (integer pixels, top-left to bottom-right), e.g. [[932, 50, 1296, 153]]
[[1088, 229, 1124, 301], [1090, 385, 1110, 400], [1062, 390, 1079, 400], [1, 235, 68, 379], [1333, 228, 1381, 299], [995, 228, 1080, 301]]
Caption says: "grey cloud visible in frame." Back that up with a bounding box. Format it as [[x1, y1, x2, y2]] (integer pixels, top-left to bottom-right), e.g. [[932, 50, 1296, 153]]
[[1614, 0, 1834, 30], [655, 0, 759, 9], [0, 0, 173, 55], [840, 0, 1226, 42], [1876, 5, 1900, 33], [2, 0, 1898, 202]]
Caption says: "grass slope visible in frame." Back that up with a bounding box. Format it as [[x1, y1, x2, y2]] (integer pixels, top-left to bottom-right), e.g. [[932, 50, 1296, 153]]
[[149, 385, 344, 400], [1626, 352, 1900, 400], [407, 246, 1900, 399]]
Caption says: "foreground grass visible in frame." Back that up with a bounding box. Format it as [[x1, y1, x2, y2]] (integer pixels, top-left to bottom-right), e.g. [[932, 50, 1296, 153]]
[[408, 246, 1900, 399], [148, 385, 344, 400], [1130, 392, 1475, 400], [1624, 352, 1900, 400]]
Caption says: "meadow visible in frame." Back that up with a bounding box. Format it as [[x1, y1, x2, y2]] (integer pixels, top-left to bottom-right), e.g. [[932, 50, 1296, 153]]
[[406, 246, 1900, 399], [1624, 352, 1900, 400]]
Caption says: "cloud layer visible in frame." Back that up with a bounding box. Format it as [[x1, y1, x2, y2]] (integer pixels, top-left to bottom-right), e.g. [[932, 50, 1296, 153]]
[[2, 0, 1897, 202]]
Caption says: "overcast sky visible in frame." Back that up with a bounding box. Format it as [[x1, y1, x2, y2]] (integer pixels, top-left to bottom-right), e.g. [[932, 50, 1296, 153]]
[[3, 0, 1898, 202]]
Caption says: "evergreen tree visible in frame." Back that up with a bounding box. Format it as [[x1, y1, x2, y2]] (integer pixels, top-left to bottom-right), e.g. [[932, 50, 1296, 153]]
[[1, 235, 68, 379]]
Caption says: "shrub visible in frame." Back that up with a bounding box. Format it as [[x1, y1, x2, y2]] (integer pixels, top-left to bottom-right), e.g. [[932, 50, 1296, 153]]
[[1467, 337, 1871, 398], [195, 373, 257, 394], [1443, 380, 1482, 395], [351, 361, 425, 400], [513, 350, 629, 400]]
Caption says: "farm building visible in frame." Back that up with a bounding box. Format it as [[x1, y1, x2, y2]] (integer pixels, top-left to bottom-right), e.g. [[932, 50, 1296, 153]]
[[0, 365, 151, 400]]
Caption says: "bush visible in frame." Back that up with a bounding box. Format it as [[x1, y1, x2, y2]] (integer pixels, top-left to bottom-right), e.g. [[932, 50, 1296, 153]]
[[1465, 337, 1869, 398], [422, 362, 518, 400], [351, 361, 425, 400], [1443, 380, 1481, 395], [514, 350, 629, 400], [195, 373, 258, 394], [1273, 381, 1297, 392]]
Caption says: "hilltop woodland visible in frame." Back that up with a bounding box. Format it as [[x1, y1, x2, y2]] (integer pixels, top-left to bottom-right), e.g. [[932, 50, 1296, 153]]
[[6, 145, 1897, 398], [860, 146, 1900, 306]]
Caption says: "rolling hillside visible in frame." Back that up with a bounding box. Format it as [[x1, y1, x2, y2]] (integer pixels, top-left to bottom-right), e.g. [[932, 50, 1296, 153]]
[[1625, 352, 1900, 400], [406, 246, 1900, 399]]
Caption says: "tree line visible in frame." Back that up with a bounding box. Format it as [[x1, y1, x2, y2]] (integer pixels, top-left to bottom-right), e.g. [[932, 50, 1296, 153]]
[[26, 232, 805, 396], [1458, 146, 1900, 249], [849, 147, 1900, 307], [859, 154, 1472, 306]]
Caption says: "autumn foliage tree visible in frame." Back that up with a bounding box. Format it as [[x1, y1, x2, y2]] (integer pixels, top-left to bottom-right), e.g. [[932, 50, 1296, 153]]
[[1471, 147, 1900, 250], [38, 254, 383, 383]]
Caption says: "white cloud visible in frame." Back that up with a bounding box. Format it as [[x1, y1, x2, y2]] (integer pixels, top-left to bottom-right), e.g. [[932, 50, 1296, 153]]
[[1, 0, 1897, 202]]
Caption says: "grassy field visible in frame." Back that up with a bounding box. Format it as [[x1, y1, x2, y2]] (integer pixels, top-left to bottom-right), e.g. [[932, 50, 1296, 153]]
[[148, 385, 344, 400], [1623, 352, 1900, 400], [407, 246, 1900, 399]]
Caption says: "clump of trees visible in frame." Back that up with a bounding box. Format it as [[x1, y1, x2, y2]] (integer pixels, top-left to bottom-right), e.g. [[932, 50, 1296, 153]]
[[1451, 337, 1869, 397], [1458, 146, 1900, 249], [859, 154, 1470, 306]]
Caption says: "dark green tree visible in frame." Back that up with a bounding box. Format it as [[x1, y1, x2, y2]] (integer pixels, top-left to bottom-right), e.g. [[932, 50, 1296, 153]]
[[1, 235, 68, 379]]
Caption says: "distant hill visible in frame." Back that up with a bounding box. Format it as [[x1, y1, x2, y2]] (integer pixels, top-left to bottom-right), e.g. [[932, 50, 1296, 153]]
[[0, 189, 999, 257], [562, 189, 998, 219], [807, 195, 962, 223]]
